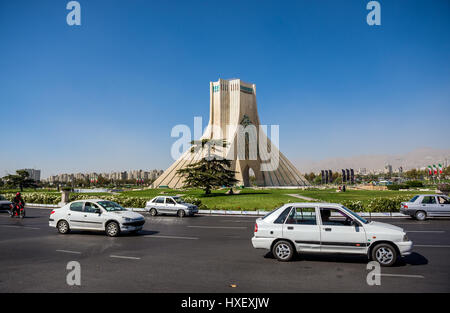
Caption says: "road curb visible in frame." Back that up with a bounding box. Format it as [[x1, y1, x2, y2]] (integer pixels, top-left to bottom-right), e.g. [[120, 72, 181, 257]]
[[25, 203, 411, 218]]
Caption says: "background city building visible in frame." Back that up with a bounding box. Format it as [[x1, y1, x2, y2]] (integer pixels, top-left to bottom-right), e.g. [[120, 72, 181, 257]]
[[23, 169, 41, 181], [43, 169, 163, 184]]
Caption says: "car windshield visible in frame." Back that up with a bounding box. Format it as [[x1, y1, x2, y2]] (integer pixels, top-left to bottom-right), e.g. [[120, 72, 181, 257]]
[[97, 201, 127, 212], [172, 197, 185, 203], [409, 195, 419, 202], [341, 206, 369, 224]]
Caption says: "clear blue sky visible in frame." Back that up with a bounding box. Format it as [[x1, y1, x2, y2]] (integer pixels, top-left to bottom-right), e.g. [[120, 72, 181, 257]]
[[1, 0, 449, 178]]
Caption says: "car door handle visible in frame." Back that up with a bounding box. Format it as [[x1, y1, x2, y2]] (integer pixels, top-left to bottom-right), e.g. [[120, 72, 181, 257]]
[[84, 215, 87, 217], [67, 213, 71, 216], [324, 228, 332, 231], [287, 226, 293, 230]]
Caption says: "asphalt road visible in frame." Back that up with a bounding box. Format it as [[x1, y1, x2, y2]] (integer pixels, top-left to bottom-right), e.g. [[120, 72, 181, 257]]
[[0, 207, 449, 292]]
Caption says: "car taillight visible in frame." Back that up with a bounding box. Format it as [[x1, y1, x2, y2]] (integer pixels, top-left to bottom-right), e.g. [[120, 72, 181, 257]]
[[254, 223, 258, 232], [50, 210, 55, 215], [402, 204, 408, 209]]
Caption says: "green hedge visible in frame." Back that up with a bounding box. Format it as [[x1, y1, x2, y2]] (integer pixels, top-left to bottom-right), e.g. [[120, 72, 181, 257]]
[[0, 193, 203, 209], [405, 180, 424, 187], [438, 183, 450, 193], [1, 192, 409, 212], [386, 184, 409, 190], [341, 196, 410, 212]]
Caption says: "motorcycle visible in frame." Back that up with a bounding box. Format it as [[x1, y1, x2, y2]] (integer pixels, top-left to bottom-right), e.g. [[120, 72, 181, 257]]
[[9, 202, 25, 219]]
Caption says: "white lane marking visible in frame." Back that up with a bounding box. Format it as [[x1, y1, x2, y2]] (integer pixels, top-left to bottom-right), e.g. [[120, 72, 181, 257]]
[[414, 245, 450, 248], [405, 229, 446, 232], [25, 207, 55, 210], [143, 235, 199, 240], [0, 225, 40, 230], [56, 249, 81, 254], [220, 220, 255, 223], [197, 214, 263, 218], [187, 226, 247, 229], [110, 255, 141, 260], [376, 274, 424, 279]]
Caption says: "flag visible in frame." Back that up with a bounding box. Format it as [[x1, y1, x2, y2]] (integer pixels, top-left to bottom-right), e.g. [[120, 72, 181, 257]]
[[438, 163, 443, 174], [433, 165, 438, 175], [428, 166, 432, 176]]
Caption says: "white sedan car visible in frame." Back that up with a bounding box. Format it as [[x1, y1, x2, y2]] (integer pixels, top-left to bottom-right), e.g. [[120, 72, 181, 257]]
[[49, 199, 145, 237], [145, 196, 198, 217], [252, 203, 413, 266]]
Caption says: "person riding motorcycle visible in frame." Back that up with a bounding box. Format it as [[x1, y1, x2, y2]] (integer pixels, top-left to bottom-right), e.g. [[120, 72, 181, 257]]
[[11, 192, 25, 216]]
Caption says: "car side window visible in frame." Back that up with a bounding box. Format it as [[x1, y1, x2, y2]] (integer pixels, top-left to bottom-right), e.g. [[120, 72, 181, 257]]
[[320, 208, 354, 226], [285, 207, 317, 225], [437, 196, 450, 204], [422, 196, 436, 204], [166, 198, 176, 205], [84, 202, 99, 213], [155, 197, 165, 204], [274, 207, 292, 224], [70, 202, 83, 212]]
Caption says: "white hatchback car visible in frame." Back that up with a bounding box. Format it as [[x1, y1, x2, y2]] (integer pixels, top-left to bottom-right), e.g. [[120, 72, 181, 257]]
[[252, 203, 413, 266], [49, 199, 145, 237], [145, 196, 198, 217]]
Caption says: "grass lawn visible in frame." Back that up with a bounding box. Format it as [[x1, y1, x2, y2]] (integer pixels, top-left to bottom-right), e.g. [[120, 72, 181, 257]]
[[119, 188, 427, 211]]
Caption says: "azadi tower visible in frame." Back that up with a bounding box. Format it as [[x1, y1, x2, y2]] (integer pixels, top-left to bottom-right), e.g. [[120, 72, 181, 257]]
[[153, 78, 309, 188]]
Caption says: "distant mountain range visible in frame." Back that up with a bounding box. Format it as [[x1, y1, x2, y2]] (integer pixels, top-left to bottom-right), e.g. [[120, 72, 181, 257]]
[[294, 147, 450, 173]]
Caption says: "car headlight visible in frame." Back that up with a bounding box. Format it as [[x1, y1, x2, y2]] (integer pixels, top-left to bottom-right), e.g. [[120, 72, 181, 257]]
[[124, 217, 132, 222], [403, 234, 409, 241]]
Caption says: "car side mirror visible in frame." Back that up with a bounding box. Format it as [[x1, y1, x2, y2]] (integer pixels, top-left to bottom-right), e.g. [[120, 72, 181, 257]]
[[95, 208, 101, 214], [351, 220, 360, 227]]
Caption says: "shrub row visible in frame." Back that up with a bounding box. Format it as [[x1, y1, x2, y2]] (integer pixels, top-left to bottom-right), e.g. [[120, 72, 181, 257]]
[[0, 193, 203, 210], [341, 196, 410, 212], [1, 193, 410, 212], [438, 183, 450, 193]]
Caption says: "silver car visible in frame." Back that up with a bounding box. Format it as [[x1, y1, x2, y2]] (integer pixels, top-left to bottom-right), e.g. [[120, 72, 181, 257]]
[[400, 194, 450, 221], [145, 196, 198, 217], [0, 195, 13, 212], [49, 199, 145, 237]]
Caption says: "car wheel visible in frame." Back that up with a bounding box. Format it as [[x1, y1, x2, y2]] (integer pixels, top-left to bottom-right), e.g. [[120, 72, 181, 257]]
[[415, 210, 426, 221], [177, 209, 186, 218], [106, 221, 120, 237], [272, 240, 295, 262], [150, 208, 157, 216], [57, 220, 70, 234], [372, 243, 398, 267]]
